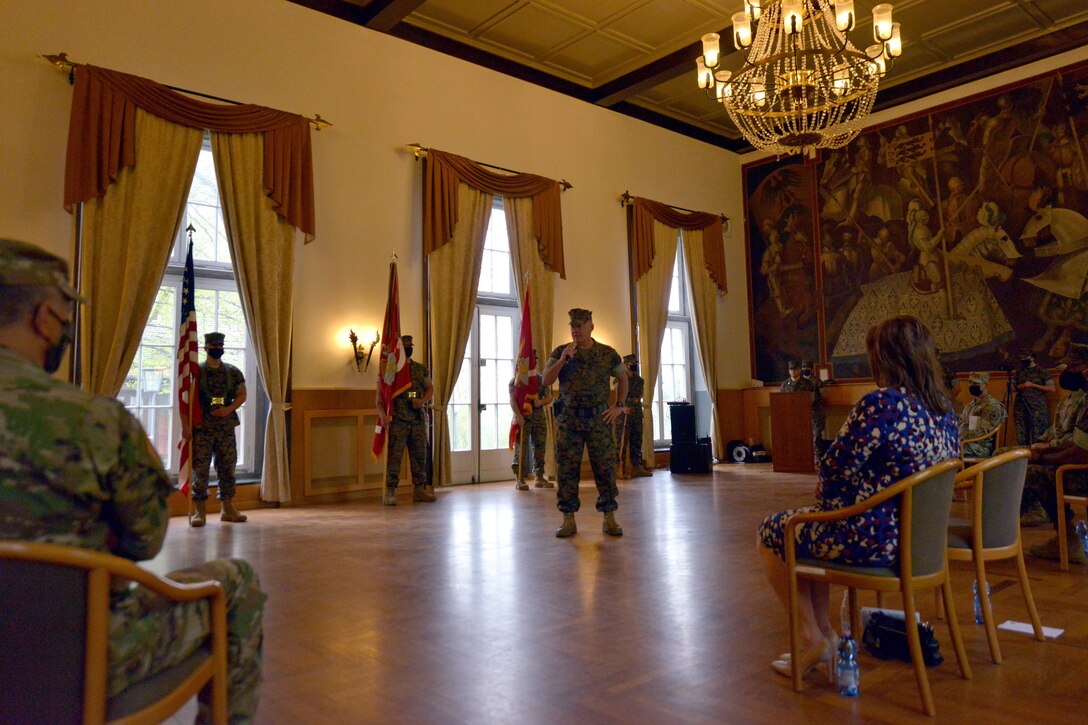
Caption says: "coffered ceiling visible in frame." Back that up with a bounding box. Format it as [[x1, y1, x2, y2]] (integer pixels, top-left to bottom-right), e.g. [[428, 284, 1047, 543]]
[[290, 0, 1088, 152]]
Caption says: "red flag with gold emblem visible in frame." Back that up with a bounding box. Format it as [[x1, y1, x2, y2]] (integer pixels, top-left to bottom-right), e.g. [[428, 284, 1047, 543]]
[[372, 261, 413, 459], [509, 284, 538, 448]]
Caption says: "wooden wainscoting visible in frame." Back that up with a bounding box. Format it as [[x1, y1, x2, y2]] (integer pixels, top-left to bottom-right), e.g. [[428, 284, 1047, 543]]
[[291, 388, 379, 503]]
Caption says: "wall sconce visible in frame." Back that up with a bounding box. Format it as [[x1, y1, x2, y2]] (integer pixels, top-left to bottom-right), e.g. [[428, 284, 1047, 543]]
[[349, 329, 380, 372]]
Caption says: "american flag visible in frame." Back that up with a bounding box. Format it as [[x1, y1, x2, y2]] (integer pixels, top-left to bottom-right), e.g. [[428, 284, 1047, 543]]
[[176, 232, 201, 497]]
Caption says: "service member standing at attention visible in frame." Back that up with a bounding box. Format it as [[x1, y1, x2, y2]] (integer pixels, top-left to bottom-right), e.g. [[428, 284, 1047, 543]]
[[1013, 349, 1054, 446], [542, 309, 628, 538], [618, 353, 652, 477], [509, 358, 554, 490], [379, 334, 437, 506], [185, 331, 248, 526]]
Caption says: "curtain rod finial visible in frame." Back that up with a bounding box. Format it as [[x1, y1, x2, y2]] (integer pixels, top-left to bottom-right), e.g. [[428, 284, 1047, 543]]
[[406, 143, 426, 160], [560, 179, 573, 191], [620, 190, 633, 207], [309, 114, 332, 131]]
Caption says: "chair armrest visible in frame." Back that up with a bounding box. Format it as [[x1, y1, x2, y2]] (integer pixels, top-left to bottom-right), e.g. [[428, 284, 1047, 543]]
[[961, 426, 1001, 446]]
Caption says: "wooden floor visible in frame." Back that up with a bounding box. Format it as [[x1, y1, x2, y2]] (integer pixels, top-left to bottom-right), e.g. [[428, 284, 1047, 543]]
[[149, 464, 1088, 724]]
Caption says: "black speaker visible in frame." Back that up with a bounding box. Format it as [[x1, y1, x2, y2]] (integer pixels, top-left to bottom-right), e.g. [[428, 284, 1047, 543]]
[[669, 440, 711, 474], [668, 402, 696, 444]]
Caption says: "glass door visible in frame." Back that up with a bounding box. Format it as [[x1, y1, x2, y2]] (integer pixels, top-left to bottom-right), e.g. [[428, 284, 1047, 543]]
[[447, 305, 519, 483]]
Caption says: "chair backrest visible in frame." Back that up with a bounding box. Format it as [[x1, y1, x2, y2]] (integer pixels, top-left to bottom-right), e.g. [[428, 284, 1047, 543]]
[[979, 455, 1029, 549], [0, 558, 87, 724], [906, 462, 959, 578]]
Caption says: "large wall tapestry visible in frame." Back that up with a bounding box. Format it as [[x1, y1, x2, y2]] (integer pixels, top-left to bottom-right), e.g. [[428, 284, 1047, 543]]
[[745, 59, 1088, 382]]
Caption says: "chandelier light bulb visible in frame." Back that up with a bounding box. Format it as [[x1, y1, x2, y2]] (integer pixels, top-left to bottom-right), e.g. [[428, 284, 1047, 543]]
[[834, 0, 855, 32], [748, 0, 762, 21], [732, 11, 753, 49], [752, 82, 766, 108], [872, 4, 894, 42], [782, 0, 803, 36], [885, 22, 902, 58], [715, 70, 732, 99], [702, 33, 721, 68], [696, 56, 712, 88], [867, 45, 887, 76]]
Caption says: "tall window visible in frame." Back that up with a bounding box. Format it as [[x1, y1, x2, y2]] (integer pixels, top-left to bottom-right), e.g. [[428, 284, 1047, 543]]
[[118, 143, 262, 476], [650, 241, 694, 443], [448, 201, 517, 453]]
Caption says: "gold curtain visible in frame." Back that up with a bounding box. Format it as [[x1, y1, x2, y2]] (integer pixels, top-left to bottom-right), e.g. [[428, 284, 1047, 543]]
[[635, 219, 679, 462], [630, 197, 726, 292], [423, 149, 565, 278], [504, 195, 556, 476], [64, 65, 315, 239], [79, 109, 202, 396], [429, 183, 493, 487], [681, 228, 722, 459], [211, 131, 296, 503]]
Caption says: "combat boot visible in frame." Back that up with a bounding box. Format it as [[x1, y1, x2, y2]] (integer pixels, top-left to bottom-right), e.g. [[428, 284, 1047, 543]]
[[221, 500, 248, 523], [534, 472, 553, 488], [413, 485, 436, 502], [515, 479, 529, 491], [603, 511, 624, 536], [383, 490, 398, 506], [190, 500, 206, 528], [556, 513, 577, 538], [635, 464, 653, 478]]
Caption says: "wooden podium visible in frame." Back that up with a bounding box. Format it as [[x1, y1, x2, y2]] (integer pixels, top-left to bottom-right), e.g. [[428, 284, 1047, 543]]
[[770, 391, 815, 474]]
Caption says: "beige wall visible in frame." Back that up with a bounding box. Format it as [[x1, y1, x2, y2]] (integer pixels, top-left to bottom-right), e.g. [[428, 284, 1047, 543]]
[[0, 0, 745, 392]]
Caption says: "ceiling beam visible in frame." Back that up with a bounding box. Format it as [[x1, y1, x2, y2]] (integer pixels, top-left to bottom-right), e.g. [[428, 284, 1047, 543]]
[[364, 0, 428, 32]]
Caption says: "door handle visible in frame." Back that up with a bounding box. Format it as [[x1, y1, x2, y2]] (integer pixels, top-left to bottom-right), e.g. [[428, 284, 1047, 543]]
[[478, 403, 487, 411]]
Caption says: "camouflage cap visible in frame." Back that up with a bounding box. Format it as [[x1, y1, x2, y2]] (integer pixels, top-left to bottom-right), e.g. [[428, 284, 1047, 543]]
[[623, 354, 638, 364], [801, 359, 813, 368], [787, 360, 799, 369], [967, 371, 990, 386], [1060, 342, 1088, 366], [568, 308, 592, 325], [401, 334, 413, 345], [0, 238, 84, 301], [204, 332, 226, 346]]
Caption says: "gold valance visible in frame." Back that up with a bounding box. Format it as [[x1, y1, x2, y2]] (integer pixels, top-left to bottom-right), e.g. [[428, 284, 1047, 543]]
[[64, 65, 315, 239], [629, 197, 726, 292], [423, 149, 565, 278]]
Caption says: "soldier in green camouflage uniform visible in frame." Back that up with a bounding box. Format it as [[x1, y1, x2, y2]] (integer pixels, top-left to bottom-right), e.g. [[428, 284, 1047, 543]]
[[541, 309, 628, 538], [0, 239, 264, 724], [381, 335, 436, 505], [1020, 344, 1088, 541], [959, 371, 1006, 458], [185, 331, 248, 526], [780, 360, 830, 461], [509, 366, 554, 489], [617, 353, 651, 477], [1013, 350, 1054, 446]]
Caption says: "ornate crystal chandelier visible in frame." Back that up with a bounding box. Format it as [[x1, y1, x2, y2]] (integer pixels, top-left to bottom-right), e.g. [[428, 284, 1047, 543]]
[[696, 1, 903, 155]]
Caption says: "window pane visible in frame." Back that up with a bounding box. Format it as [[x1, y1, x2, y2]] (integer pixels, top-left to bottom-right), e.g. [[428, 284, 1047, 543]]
[[479, 207, 512, 296], [496, 316, 513, 359], [480, 315, 496, 359], [189, 148, 219, 206]]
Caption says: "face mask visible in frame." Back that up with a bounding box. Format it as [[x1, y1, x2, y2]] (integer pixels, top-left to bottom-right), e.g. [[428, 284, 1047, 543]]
[[802, 368, 813, 377], [42, 308, 73, 374], [1059, 368, 1085, 391], [404, 346, 414, 358], [207, 348, 225, 360], [968, 385, 982, 397], [629, 365, 638, 374], [1021, 359, 1032, 368]]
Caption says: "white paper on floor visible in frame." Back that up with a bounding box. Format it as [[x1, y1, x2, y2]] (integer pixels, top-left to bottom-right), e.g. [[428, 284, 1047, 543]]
[[997, 620, 1064, 639]]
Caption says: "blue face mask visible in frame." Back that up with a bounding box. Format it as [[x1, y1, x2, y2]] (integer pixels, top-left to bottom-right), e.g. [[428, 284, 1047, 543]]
[[404, 346, 413, 358], [968, 384, 982, 397], [207, 348, 225, 360]]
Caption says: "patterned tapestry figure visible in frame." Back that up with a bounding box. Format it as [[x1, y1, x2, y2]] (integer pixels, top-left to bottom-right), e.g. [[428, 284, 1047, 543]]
[[542, 309, 628, 538], [509, 366, 553, 489], [617, 354, 652, 477], [187, 331, 248, 526], [379, 334, 436, 505], [0, 238, 265, 723], [1013, 350, 1055, 446], [959, 372, 1006, 458]]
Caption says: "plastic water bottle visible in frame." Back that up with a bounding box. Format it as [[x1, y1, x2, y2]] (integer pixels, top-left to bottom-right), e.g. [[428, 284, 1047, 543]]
[[972, 580, 991, 625], [1076, 520, 1088, 558], [838, 592, 859, 696]]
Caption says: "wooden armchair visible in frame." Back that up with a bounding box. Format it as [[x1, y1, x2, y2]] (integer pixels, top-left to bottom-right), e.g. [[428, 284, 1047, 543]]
[[1056, 464, 1088, 571], [947, 450, 1044, 663], [784, 459, 971, 717], [0, 541, 227, 724], [960, 416, 1005, 464]]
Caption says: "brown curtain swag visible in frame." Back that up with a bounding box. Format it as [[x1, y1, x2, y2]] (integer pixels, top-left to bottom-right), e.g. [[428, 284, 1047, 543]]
[[64, 65, 315, 239], [630, 197, 726, 292], [424, 149, 565, 278]]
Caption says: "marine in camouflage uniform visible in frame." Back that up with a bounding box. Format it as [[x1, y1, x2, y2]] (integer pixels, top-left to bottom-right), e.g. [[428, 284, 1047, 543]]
[[780, 360, 830, 460], [616, 354, 651, 476], [542, 309, 628, 537], [191, 332, 247, 524], [0, 238, 264, 724], [1013, 351, 1054, 446], [509, 371, 552, 488], [384, 335, 436, 504], [959, 371, 1006, 458]]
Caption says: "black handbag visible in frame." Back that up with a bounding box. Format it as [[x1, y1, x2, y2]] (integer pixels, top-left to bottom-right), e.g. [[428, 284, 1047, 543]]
[[861, 610, 943, 667]]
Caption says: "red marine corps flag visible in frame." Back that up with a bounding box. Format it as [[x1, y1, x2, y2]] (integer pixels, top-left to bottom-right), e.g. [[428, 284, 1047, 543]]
[[509, 284, 538, 448], [372, 260, 413, 459], [176, 228, 202, 497]]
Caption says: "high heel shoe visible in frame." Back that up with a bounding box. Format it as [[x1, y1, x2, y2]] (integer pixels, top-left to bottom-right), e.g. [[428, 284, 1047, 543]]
[[772, 634, 839, 668], [771, 641, 834, 683]]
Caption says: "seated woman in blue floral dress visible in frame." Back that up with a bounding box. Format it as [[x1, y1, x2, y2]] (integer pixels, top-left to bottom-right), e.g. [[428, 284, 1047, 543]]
[[757, 315, 960, 680]]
